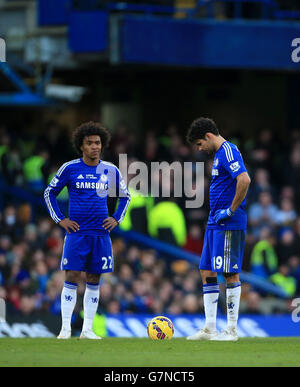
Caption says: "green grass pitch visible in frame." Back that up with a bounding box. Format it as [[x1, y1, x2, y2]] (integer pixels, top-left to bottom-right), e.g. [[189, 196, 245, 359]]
[[0, 338, 299, 367]]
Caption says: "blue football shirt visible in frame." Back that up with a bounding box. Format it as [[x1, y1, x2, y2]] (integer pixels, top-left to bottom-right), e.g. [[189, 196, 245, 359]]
[[44, 158, 131, 235], [207, 141, 248, 230]]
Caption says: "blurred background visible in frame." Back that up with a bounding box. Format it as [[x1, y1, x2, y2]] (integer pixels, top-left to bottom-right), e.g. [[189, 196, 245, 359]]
[[0, 0, 300, 337]]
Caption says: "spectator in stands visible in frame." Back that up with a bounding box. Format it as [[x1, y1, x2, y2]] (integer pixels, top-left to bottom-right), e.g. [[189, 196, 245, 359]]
[[39, 120, 71, 164], [126, 245, 143, 275], [275, 198, 297, 229], [182, 294, 201, 314], [43, 271, 64, 316], [148, 198, 187, 246], [18, 294, 37, 316], [23, 149, 50, 194], [248, 168, 274, 204], [98, 281, 114, 313], [0, 131, 11, 175], [45, 227, 64, 255], [140, 250, 157, 271], [109, 120, 137, 164], [287, 143, 300, 211], [119, 263, 135, 289], [250, 128, 275, 172], [167, 300, 183, 315], [6, 285, 21, 314], [250, 227, 278, 280], [276, 229, 298, 266], [0, 234, 12, 256], [182, 276, 199, 296], [270, 265, 297, 298], [107, 300, 121, 314], [0, 252, 10, 286], [241, 291, 263, 315], [280, 185, 295, 202], [168, 132, 191, 163], [141, 129, 171, 164], [32, 260, 49, 295], [45, 251, 60, 277], [248, 191, 279, 238], [294, 217, 300, 251], [184, 224, 204, 255], [288, 256, 300, 294], [118, 186, 154, 235], [0, 137, 24, 187], [132, 279, 152, 313], [35, 218, 53, 247], [0, 205, 28, 241]]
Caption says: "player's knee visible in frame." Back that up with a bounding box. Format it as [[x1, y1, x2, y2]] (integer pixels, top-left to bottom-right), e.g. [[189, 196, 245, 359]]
[[200, 270, 217, 284], [65, 270, 81, 284], [206, 276, 218, 284], [86, 273, 101, 284], [224, 272, 239, 282]]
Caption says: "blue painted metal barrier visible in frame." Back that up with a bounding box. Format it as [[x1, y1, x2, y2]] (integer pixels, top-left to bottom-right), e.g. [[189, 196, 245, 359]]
[[0, 178, 45, 208], [0, 63, 58, 107]]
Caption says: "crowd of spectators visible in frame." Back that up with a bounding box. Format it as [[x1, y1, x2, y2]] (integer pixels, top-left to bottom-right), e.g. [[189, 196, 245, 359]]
[[0, 120, 300, 320]]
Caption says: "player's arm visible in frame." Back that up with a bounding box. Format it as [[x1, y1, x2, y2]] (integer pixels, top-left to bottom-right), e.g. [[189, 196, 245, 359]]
[[230, 172, 251, 212], [44, 163, 80, 234], [214, 146, 250, 224], [103, 167, 131, 232]]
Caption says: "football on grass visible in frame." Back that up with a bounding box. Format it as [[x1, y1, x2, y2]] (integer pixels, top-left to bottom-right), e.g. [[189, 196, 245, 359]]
[[147, 316, 174, 340]]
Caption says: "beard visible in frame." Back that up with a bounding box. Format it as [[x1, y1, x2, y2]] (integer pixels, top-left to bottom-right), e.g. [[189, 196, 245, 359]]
[[205, 148, 215, 155]]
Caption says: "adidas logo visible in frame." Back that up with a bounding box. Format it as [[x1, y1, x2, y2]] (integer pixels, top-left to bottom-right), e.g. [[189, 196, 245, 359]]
[[77, 174, 84, 179], [233, 264, 238, 269]]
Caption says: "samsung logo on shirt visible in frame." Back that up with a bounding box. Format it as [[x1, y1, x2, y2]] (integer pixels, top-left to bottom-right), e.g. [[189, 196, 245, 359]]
[[76, 182, 108, 190]]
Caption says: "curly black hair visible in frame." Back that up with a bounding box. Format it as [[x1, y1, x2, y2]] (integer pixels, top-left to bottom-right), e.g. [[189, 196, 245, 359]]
[[72, 121, 111, 155], [186, 117, 219, 144]]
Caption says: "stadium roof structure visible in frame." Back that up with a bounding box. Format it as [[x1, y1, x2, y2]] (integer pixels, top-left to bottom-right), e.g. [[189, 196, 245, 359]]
[[0, 61, 59, 107]]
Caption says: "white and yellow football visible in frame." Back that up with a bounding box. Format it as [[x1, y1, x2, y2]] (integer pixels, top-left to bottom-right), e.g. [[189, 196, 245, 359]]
[[147, 316, 174, 340]]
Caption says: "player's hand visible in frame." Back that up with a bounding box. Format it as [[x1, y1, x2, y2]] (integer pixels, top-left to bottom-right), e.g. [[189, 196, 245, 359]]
[[59, 218, 80, 234], [214, 208, 234, 224], [102, 217, 118, 232]]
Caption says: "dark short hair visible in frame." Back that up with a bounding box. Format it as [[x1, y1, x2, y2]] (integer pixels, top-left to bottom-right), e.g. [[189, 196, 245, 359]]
[[186, 117, 219, 144], [72, 121, 111, 155]]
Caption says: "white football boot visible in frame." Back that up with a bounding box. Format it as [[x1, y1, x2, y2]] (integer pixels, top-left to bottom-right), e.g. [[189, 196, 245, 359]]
[[211, 327, 238, 341], [57, 328, 71, 339], [187, 327, 218, 341], [80, 330, 102, 340]]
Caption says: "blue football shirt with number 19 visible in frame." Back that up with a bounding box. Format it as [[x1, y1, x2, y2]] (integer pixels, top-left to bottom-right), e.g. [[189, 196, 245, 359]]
[[200, 141, 248, 273]]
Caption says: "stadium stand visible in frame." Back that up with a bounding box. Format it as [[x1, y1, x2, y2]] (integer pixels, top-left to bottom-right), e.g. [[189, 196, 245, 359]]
[[0, 119, 299, 322]]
